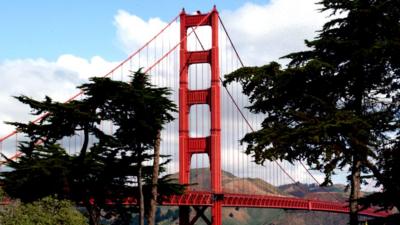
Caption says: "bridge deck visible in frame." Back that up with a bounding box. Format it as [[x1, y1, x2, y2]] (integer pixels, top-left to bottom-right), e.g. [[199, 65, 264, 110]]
[[155, 192, 389, 218]]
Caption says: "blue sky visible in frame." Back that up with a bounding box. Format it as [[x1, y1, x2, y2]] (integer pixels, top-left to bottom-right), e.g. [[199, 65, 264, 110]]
[[0, 0, 268, 61]]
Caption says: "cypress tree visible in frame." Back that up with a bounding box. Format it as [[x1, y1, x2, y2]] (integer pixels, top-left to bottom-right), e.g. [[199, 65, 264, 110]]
[[224, 1, 400, 223]]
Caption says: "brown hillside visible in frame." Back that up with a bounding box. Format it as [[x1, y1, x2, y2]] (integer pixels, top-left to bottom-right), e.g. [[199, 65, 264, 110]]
[[164, 168, 351, 225], [171, 168, 284, 196]]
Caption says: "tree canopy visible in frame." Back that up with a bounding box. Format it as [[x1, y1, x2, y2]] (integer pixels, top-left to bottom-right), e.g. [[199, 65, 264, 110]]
[[224, 0, 400, 224], [0, 195, 88, 225], [1, 70, 184, 225]]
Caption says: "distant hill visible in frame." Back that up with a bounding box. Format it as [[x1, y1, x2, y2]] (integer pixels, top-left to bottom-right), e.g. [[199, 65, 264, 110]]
[[158, 168, 349, 225], [278, 183, 348, 202], [170, 168, 284, 196]]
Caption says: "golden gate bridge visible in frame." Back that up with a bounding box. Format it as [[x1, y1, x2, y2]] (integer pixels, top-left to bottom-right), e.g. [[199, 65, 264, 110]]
[[0, 7, 390, 225]]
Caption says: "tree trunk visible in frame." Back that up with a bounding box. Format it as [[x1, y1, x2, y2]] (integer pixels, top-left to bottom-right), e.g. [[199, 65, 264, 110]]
[[137, 163, 145, 225], [87, 204, 101, 225], [78, 126, 89, 161], [148, 130, 161, 225], [349, 155, 361, 225], [349, 73, 364, 225]]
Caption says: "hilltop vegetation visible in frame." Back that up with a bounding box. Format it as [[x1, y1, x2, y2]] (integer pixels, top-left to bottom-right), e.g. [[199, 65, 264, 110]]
[[0, 195, 87, 225]]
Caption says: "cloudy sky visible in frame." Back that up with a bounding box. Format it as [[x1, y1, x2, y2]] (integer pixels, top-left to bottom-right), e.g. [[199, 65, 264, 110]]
[[0, 0, 328, 137], [0, 0, 351, 187]]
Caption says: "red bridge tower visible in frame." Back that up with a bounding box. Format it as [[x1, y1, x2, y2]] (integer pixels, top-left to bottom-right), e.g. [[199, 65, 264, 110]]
[[179, 7, 222, 225]]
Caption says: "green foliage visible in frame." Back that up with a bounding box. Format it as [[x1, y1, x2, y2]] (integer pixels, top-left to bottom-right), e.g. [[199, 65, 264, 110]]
[[1, 70, 184, 225], [360, 139, 400, 211], [224, 0, 400, 219], [2, 144, 72, 202], [0, 196, 87, 225]]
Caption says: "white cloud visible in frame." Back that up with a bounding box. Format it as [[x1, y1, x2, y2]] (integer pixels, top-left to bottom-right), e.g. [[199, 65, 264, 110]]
[[0, 55, 117, 144], [57, 54, 117, 80], [113, 0, 328, 66], [221, 0, 328, 65], [114, 10, 179, 55]]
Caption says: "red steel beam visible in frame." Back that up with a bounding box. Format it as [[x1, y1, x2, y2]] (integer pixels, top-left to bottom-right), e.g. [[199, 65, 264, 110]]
[[159, 191, 390, 218], [188, 137, 211, 154], [186, 50, 211, 64], [187, 89, 210, 106]]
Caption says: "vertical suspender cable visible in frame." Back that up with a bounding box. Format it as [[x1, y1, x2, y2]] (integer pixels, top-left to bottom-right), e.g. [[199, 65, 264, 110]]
[[15, 132, 18, 156], [217, 16, 340, 197]]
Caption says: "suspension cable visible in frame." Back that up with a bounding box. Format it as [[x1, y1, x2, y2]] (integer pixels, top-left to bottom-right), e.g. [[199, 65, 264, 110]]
[[144, 12, 213, 74], [216, 16, 343, 200], [0, 14, 180, 145], [0, 13, 182, 166], [215, 19, 299, 185]]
